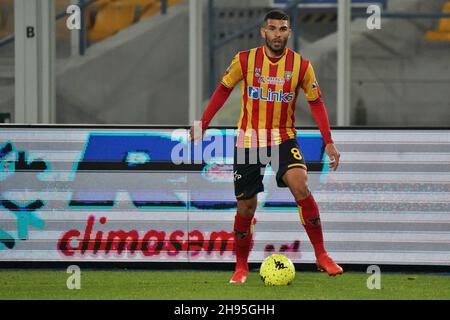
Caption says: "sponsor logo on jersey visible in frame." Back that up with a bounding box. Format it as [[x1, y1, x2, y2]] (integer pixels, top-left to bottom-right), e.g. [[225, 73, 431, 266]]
[[312, 80, 321, 96], [248, 86, 294, 103], [258, 76, 285, 85], [312, 80, 319, 89]]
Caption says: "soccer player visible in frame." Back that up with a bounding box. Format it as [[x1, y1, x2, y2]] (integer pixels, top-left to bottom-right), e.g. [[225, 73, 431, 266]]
[[190, 9, 343, 284]]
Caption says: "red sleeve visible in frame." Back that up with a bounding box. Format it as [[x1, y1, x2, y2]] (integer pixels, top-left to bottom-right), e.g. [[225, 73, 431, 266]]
[[308, 97, 334, 145], [200, 83, 233, 129]]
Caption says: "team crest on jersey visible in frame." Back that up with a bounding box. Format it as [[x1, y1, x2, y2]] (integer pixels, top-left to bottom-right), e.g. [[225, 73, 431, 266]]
[[255, 68, 261, 78], [285, 71, 292, 81]]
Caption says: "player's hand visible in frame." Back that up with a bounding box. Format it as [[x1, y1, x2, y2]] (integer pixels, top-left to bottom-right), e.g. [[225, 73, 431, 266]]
[[189, 122, 205, 144], [325, 143, 340, 171]]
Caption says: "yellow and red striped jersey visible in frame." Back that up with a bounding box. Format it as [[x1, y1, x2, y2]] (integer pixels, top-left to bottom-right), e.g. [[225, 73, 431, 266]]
[[221, 46, 321, 148]]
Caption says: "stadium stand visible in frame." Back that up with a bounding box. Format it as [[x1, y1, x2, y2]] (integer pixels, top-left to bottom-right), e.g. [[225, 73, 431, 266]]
[[0, 0, 448, 126], [425, 1, 450, 41], [55, 0, 71, 43], [87, 0, 136, 41], [0, 0, 13, 122], [139, 0, 162, 21], [139, 0, 185, 21], [86, 0, 184, 42], [0, 0, 13, 39]]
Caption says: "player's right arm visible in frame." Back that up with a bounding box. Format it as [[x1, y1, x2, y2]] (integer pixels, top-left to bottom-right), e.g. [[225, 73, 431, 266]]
[[189, 53, 244, 143]]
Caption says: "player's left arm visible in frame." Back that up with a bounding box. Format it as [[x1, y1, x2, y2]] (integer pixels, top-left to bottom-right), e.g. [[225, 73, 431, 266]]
[[301, 62, 340, 171]]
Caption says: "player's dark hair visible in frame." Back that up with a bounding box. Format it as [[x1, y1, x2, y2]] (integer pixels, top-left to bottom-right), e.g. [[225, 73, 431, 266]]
[[263, 9, 290, 26]]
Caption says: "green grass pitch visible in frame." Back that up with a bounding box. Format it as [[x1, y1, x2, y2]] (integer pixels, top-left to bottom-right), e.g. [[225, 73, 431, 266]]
[[0, 270, 449, 300]]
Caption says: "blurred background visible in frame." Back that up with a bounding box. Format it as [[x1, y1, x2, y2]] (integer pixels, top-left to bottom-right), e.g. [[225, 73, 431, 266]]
[[0, 0, 449, 127]]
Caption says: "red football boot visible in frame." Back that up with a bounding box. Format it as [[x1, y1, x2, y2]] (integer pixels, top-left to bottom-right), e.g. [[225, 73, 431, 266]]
[[229, 268, 248, 284], [316, 253, 344, 276]]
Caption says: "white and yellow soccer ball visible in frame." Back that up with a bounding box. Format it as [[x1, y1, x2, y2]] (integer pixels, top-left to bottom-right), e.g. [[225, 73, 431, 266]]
[[259, 254, 296, 286]]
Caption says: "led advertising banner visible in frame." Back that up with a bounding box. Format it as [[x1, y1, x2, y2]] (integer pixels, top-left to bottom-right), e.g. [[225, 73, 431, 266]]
[[0, 127, 449, 265]]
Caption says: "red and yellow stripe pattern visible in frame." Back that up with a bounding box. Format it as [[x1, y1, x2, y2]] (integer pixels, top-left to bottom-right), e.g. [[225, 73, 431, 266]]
[[222, 46, 311, 148]]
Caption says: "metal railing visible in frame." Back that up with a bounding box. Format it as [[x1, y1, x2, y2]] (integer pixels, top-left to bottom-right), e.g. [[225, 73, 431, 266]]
[[207, 0, 450, 95]]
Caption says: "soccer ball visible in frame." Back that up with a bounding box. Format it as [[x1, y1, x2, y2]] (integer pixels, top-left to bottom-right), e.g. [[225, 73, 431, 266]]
[[259, 254, 295, 286]]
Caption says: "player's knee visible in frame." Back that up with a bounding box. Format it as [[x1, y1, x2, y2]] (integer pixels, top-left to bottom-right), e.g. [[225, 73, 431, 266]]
[[284, 168, 309, 200], [238, 199, 257, 218], [241, 205, 256, 218], [294, 184, 310, 202]]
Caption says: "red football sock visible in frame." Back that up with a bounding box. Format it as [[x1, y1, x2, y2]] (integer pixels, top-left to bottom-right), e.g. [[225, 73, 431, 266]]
[[296, 193, 326, 258], [233, 213, 254, 271]]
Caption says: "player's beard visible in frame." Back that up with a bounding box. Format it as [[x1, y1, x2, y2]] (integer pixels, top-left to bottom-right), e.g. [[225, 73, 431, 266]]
[[265, 37, 288, 56]]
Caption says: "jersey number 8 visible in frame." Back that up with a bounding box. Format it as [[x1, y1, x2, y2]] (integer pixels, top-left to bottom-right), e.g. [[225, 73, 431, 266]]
[[291, 148, 302, 161]]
